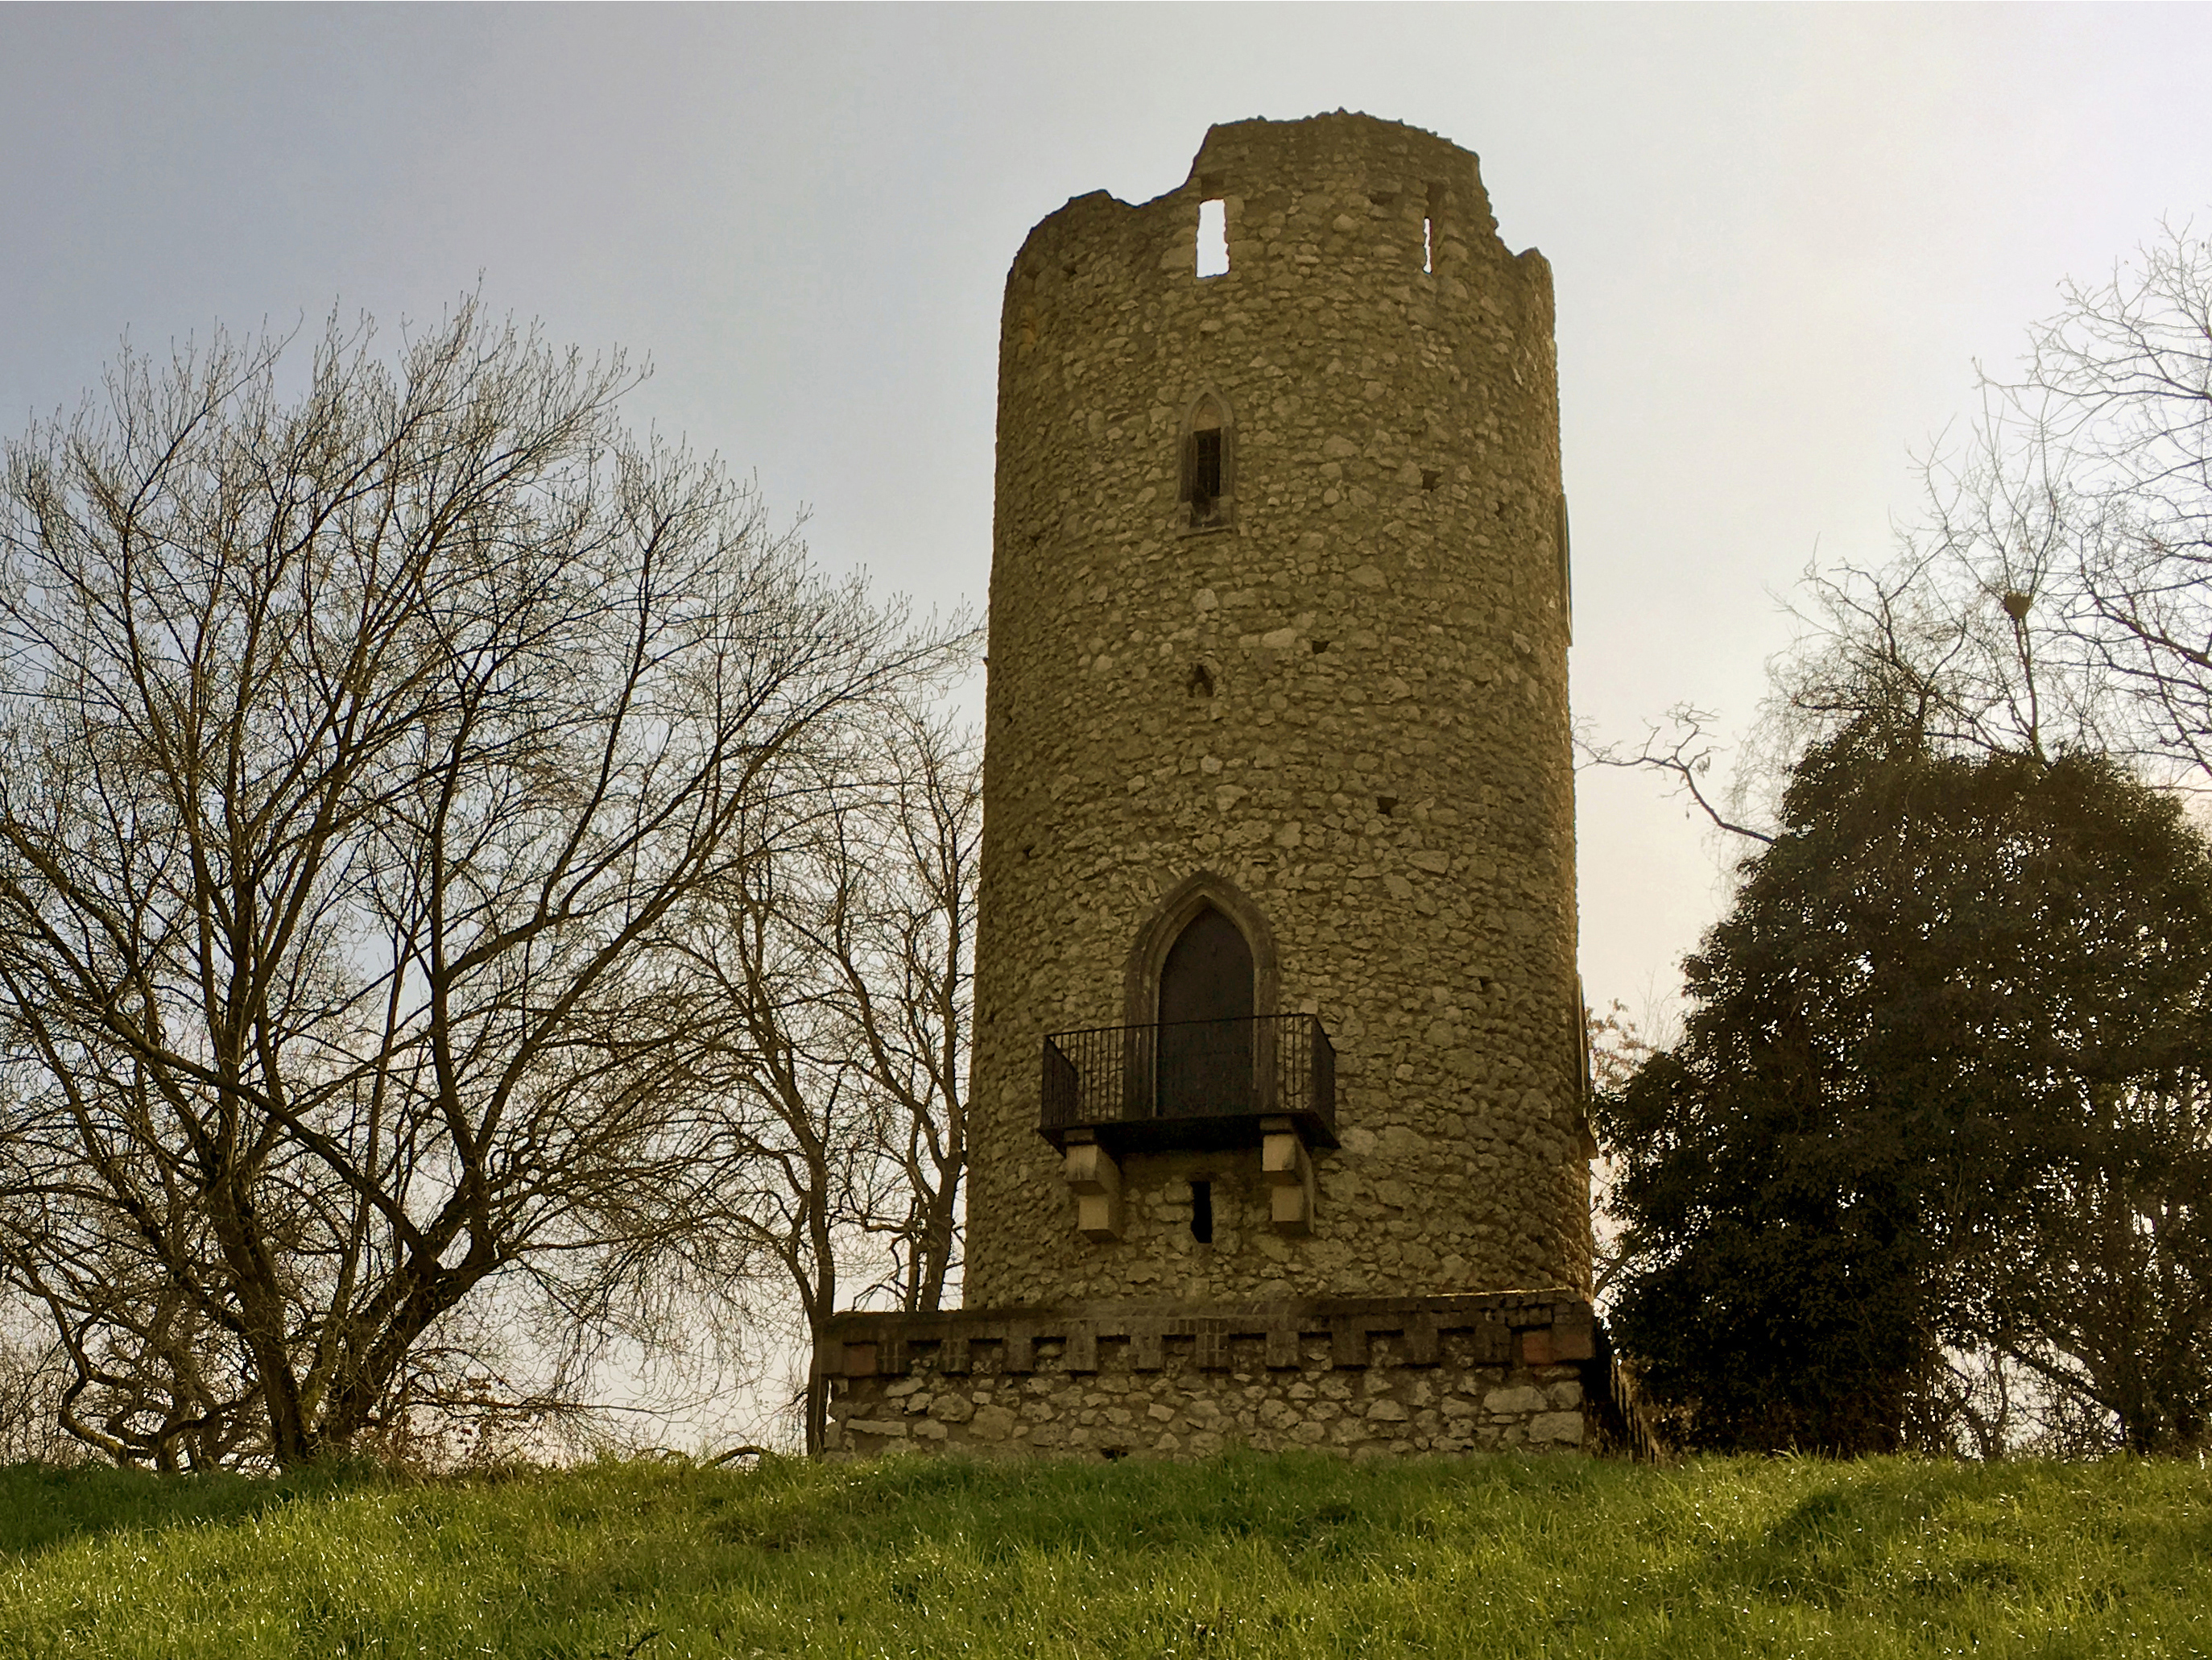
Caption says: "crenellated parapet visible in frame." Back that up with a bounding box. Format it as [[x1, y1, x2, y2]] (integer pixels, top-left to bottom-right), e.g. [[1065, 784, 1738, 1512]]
[[823, 1292, 1654, 1461]]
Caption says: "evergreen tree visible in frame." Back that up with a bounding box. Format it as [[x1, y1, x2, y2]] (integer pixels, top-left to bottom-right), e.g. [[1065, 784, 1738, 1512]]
[[1603, 718, 2212, 1453]]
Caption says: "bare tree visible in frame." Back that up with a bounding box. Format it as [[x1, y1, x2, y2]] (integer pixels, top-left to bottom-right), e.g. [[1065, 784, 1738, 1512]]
[[670, 709, 979, 1453], [830, 710, 978, 1318], [0, 302, 958, 1468], [2012, 222, 2212, 775], [1768, 222, 2212, 786], [673, 815, 876, 1459], [1583, 999, 1659, 1306]]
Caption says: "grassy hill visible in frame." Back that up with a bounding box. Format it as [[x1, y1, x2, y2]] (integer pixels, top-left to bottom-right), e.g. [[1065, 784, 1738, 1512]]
[[0, 1451, 2205, 1658]]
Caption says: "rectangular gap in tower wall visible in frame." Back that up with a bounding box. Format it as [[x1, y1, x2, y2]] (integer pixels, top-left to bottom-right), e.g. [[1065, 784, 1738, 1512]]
[[1424, 182, 1445, 273], [1197, 199, 1229, 278]]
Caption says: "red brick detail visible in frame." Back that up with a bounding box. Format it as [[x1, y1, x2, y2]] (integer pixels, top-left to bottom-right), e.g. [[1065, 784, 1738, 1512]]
[[1551, 1308, 1596, 1361]]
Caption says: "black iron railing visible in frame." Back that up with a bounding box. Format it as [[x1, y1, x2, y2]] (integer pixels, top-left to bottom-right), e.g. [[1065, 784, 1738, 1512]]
[[1040, 1013, 1337, 1152]]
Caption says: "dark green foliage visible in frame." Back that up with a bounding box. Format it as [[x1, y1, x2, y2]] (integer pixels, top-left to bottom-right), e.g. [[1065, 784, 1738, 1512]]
[[1602, 718, 2212, 1453]]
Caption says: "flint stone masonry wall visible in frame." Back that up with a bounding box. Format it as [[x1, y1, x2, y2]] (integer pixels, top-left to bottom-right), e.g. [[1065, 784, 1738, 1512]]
[[965, 111, 1586, 1309], [824, 1294, 1652, 1461]]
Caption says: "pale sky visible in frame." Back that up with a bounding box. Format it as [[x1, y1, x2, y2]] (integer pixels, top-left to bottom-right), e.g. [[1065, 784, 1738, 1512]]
[[6, 3, 2211, 1025]]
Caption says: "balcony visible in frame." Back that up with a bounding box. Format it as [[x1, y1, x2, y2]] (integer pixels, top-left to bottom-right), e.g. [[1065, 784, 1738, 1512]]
[[1040, 1013, 1338, 1156]]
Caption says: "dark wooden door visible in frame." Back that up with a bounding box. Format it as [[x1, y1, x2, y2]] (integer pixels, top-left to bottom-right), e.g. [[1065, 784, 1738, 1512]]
[[1157, 908, 1254, 1118]]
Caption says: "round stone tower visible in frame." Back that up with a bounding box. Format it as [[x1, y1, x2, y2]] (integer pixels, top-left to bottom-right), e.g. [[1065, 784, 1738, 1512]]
[[963, 112, 1589, 1310]]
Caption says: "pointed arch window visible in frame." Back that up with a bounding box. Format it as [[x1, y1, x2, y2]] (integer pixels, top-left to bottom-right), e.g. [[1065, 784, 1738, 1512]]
[[1180, 394, 1233, 530]]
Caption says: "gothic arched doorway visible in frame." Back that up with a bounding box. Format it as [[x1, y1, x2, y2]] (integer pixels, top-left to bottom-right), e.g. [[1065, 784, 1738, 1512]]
[[1156, 905, 1255, 1118]]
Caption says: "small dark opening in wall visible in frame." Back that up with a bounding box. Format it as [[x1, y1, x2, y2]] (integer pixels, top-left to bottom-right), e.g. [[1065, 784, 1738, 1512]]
[[1181, 395, 1230, 528], [1420, 468, 1441, 492], [1557, 491, 1573, 638], [1310, 638, 1330, 655], [1376, 795, 1398, 818], [1100, 1445, 1130, 1461], [1190, 1180, 1214, 1244], [1189, 428, 1223, 508], [1187, 662, 1215, 699]]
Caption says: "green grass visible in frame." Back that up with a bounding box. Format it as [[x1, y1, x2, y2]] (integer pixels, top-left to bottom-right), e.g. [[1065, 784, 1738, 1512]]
[[0, 1451, 2205, 1658]]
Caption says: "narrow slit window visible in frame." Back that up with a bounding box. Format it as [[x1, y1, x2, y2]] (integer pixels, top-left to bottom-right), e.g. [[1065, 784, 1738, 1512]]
[[1180, 395, 1230, 528], [1424, 182, 1445, 274], [1557, 492, 1573, 637], [1189, 428, 1222, 502], [1190, 1180, 1214, 1244], [1197, 198, 1229, 278]]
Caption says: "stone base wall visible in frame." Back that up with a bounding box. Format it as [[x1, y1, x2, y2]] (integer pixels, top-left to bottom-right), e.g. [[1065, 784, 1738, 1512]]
[[821, 1292, 1652, 1461]]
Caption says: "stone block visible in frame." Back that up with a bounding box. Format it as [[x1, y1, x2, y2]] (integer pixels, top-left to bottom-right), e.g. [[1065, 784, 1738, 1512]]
[[1530, 1411, 1585, 1445], [970, 1405, 1019, 1440], [1065, 1141, 1124, 1242], [1484, 1385, 1546, 1416], [1065, 1323, 1098, 1373]]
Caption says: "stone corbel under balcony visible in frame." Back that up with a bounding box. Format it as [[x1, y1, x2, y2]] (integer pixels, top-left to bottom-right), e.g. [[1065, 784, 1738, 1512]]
[[1063, 1132, 1123, 1241], [1262, 1114, 1315, 1235]]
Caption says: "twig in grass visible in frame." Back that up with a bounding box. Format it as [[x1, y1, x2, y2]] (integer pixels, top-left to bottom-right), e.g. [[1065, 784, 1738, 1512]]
[[705, 1444, 775, 1468]]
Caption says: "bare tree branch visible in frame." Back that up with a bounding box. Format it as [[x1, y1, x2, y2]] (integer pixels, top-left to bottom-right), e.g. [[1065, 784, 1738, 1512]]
[[1577, 705, 1776, 845]]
